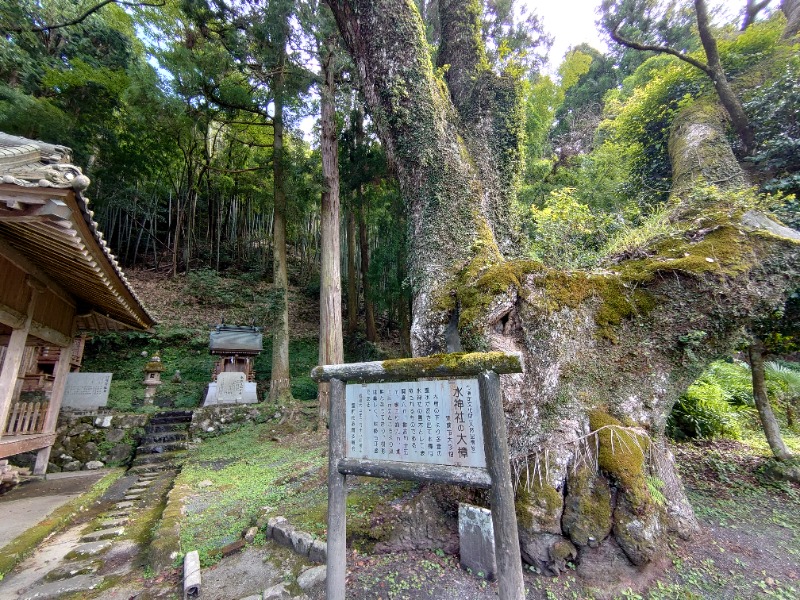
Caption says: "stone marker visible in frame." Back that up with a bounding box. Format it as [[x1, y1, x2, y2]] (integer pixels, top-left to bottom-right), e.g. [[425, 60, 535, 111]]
[[297, 565, 327, 591], [459, 503, 497, 580], [63, 373, 113, 409], [204, 372, 258, 405]]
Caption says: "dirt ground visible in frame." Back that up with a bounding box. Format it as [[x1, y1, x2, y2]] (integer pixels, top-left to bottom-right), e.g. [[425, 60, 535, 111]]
[[304, 440, 800, 600]]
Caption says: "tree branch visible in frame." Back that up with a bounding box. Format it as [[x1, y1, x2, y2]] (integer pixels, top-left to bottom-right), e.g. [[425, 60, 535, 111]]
[[4, 1, 166, 33], [609, 25, 714, 77], [742, 0, 772, 31]]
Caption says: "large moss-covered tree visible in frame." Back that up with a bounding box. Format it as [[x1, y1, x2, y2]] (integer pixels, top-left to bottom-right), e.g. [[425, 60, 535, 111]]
[[325, 0, 800, 577]]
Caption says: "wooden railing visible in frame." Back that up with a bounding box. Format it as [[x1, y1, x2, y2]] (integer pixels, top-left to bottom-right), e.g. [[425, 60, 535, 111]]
[[3, 402, 49, 435]]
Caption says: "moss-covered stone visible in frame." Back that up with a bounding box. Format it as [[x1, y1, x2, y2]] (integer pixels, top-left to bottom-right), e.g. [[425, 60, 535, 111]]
[[548, 538, 578, 575], [588, 410, 652, 512], [515, 465, 564, 535], [613, 494, 663, 566], [562, 467, 613, 548]]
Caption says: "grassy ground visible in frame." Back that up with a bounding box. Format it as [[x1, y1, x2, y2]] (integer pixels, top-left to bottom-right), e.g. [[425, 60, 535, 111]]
[[165, 420, 800, 599], [170, 418, 417, 567]]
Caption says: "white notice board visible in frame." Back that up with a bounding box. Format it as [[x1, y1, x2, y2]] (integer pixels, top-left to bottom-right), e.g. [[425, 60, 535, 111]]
[[63, 373, 113, 408], [345, 379, 486, 469]]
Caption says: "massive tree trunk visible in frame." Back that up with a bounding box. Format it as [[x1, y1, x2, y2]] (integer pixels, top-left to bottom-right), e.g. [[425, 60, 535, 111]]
[[783, 0, 800, 39], [318, 37, 344, 422], [326, 0, 800, 578]]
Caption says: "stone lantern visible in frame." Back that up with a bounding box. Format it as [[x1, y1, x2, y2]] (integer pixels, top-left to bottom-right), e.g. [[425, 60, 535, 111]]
[[142, 352, 165, 405]]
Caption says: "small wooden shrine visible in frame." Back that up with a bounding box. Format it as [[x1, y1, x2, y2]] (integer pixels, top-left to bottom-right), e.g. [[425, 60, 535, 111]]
[[203, 324, 262, 405]]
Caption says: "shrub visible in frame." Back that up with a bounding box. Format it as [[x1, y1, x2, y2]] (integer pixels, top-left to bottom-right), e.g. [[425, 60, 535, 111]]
[[668, 376, 746, 440], [529, 187, 613, 268]]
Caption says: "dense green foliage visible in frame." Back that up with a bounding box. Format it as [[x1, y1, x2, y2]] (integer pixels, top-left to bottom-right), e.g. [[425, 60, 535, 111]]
[[668, 359, 800, 441]]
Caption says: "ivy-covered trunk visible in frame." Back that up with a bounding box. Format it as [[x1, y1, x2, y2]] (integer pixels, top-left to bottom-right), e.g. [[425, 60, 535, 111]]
[[326, 0, 800, 578]]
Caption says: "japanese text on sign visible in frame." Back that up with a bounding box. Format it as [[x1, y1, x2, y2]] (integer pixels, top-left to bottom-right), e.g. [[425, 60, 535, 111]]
[[345, 379, 486, 469]]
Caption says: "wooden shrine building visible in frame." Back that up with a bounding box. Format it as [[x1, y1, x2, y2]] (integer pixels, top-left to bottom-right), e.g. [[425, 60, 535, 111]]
[[203, 324, 262, 405], [0, 133, 155, 474]]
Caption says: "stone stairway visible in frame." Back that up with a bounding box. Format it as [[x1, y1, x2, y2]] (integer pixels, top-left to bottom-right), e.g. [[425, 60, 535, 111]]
[[129, 410, 193, 475], [1, 410, 195, 599], [5, 470, 166, 599]]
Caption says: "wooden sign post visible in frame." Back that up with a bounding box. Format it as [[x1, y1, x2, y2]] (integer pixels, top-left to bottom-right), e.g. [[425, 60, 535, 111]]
[[311, 352, 525, 600]]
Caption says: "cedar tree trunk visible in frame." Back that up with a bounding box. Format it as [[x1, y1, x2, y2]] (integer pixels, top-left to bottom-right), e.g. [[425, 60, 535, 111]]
[[318, 36, 344, 422], [346, 206, 358, 334], [269, 47, 292, 403]]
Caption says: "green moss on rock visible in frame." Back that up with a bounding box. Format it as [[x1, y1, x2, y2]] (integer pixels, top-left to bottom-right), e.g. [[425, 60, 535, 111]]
[[588, 410, 652, 512], [515, 466, 564, 535], [562, 467, 613, 548], [618, 225, 755, 282]]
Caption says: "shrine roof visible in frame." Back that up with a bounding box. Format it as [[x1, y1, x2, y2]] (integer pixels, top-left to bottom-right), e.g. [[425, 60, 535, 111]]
[[210, 325, 263, 354], [0, 133, 155, 331]]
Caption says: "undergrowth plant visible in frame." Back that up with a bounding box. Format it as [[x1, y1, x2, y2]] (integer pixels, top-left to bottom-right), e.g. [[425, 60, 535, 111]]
[[668, 359, 800, 441]]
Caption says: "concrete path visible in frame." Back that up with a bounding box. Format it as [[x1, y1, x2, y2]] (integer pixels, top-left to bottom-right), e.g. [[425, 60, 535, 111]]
[[0, 470, 108, 547]]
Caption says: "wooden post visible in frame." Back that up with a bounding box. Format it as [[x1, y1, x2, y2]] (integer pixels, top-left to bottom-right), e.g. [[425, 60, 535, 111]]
[[0, 289, 36, 435], [34, 341, 73, 475], [478, 370, 525, 600], [326, 377, 347, 600]]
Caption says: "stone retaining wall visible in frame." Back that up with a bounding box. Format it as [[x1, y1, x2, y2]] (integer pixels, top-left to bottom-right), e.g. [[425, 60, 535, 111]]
[[190, 404, 272, 438], [43, 412, 148, 472]]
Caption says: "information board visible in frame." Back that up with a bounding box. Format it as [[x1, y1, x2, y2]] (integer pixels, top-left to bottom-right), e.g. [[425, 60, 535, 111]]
[[217, 372, 247, 402], [345, 379, 486, 469], [63, 372, 113, 409]]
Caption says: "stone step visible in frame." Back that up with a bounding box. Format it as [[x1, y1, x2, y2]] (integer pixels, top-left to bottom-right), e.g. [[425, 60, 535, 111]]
[[128, 463, 177, 475], [98, 517, 129, 529], [132, 450, 186, 467], [145, 423, 190, 434], [136, 440, 188, 454], [43, 560, 101, 582], [153, 410, 193, 419], [141, 430, 188, 443], [65, 540, 113, 560], [149, 415, 192, 426], [20, 574, 104, 599], [80, 526, 124, 543], [104, 508, 131, 516]]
